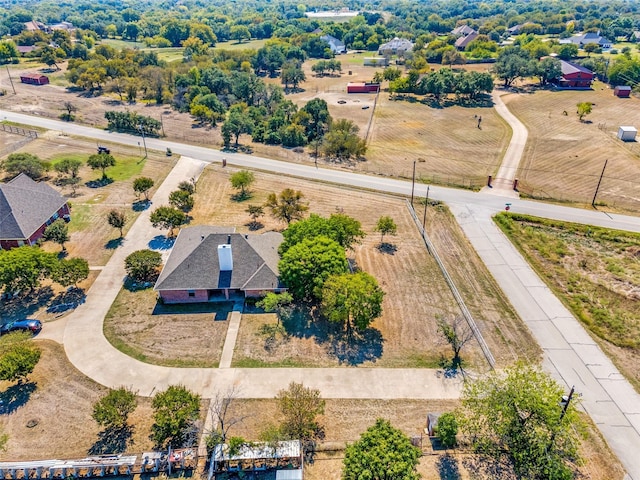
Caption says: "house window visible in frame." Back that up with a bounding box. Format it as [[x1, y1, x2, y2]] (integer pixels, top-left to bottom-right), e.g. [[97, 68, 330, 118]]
[[188, 290, 195, 297], [17, 240, 25, 246], [52, 212, 59, 220]]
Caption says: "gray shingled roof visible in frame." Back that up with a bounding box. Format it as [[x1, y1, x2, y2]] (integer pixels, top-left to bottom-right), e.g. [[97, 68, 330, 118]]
[[0, 173, 68, 241], [154, 226, 284, 292]]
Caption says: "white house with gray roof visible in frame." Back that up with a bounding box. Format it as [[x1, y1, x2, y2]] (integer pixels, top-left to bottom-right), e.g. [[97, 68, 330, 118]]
[[0, 173, 70, 249], [154, 226, 285, 303]]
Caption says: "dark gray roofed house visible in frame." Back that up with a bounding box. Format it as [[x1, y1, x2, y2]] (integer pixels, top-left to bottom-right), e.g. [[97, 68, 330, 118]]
[[455, 31, 479, 50], [378, 37, 414, 55], [451, 25, 477, 37], [154, 226, 285, 303], [0, 173, 70, 249], [321, 34, 346, 54], [561, 32, 612, 49]]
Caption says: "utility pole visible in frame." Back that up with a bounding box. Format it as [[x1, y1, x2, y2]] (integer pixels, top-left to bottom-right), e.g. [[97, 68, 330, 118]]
[[591, 159, 608, 207], [138, 125, 148, 159], [6, 66, 16, 95], [410, 160, 416, 206]]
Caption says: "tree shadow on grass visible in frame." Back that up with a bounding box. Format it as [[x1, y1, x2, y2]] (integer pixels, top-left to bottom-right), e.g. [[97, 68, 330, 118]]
[[246, 221, 263, 231], [437, 356, 466, 380], [328, 327, 384, 365], [437, 454, 462, 480], [231, 192, 252, 202], [0, 381, 37, 415], [462, 454, 516, 479], [88, 425, 134, 455], [86, 177, 114, 188], [0, 287, 54, 321], [377, 243, 397, 255], [105, 237, 124, 249]]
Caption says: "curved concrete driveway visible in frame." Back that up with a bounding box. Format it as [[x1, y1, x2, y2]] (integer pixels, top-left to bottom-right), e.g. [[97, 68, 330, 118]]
[[2, 110, 640, 478]]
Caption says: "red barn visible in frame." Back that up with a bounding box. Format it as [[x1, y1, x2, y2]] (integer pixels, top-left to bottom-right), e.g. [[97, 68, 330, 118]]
[[347, 82, 380, 93], [556, 60, 594, 89], [20, 73, 49, 85], [614, 86, 632, 97]]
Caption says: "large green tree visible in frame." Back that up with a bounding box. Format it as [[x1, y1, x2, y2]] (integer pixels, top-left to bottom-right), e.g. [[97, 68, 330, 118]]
[[124, 249, 162, 282], [278, 236, 348, 301], [279, 213, 365, 254], [53, 257, 89, 287], [230, 170, 255, 199], [1, 153, 48, 180], [342, 418, 420, 480], [42, 219, 70, 251], [322, 119, 366, 162], [321, 272, 384, 335], [87, 153, 116, 179], [168, 190, 194, 212], [493, 47, 534, 87], [276, 382, 325, 442], [265, 189, 308, 225], [0, 246, 57, 293], [133, 177, 154, 201], [460, 362, 580, 480], [150, 206, 186, 237], [93, 387, 138, 429], [0, 332, 41, 383], [151, 385, 201, 448], [54, 158, 82, 179]]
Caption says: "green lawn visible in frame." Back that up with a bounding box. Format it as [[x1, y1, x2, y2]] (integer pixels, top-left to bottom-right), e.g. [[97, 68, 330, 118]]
[[214, 38, 268, 51], [100, 38, 146, 49], [67, 203, 92, 233], [50, 153, 146, 182]]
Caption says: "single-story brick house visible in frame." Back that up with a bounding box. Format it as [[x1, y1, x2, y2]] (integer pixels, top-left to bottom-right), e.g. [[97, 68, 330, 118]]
[[0, 173, 70, 249], [154, 226, 286, 303]]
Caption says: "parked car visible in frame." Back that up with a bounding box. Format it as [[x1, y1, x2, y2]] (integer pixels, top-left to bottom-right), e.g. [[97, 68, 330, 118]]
[[0, 319, 42, 335], [97, 146, 110, 154]]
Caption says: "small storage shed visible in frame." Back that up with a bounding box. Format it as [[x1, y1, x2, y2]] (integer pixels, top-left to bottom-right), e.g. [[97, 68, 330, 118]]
[[614, 86, 632, 97], [617, 126, 637, 141], [347, 82, 380, 93], [20, 73, 49, 85]]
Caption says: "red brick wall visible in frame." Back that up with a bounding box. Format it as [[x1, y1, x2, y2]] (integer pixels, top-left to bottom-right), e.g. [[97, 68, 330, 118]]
[[0, 204, 69, 249], [159, 289, 209, 304]]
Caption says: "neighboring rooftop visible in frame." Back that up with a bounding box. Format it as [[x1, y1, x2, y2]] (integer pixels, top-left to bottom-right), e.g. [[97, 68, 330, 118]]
[[451, 25, 477, 36], [0, 173, 68, 241]]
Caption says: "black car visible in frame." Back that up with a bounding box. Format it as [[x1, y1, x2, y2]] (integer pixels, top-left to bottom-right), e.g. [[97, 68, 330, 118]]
[[0, 319, 42, 335], [97, 146, 111, 154]]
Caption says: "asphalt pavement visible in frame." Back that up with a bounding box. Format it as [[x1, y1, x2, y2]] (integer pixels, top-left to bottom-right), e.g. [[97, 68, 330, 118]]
[[2, 108, 640, 478]]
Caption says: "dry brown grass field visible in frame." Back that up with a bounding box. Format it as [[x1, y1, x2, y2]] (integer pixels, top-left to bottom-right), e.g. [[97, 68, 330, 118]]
[[504, 82, 640, 210], [104, 288, 230, 367], [6, 135, 175, 266], [0, 341, 156, 461], [223, 398, 623, 480], [0, 58, 509, 186], [188, 166, 537, 369]]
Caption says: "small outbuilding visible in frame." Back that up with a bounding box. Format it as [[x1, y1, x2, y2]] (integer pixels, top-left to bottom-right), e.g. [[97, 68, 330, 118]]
[[614, 86, 632, 98], [617, 126, 637, 142], [347, 82, 380, 93], [20, 73, 49, 85]]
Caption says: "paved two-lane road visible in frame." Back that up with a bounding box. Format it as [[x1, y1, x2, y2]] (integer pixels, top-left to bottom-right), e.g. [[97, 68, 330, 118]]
[[2, 109, 640, 479]]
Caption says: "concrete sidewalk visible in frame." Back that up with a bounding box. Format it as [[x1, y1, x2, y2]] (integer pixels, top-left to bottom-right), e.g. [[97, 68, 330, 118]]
[[450, 203, 640, 480]]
